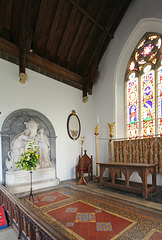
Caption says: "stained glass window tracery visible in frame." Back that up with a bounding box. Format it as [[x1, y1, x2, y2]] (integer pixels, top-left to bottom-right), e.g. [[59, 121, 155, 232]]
[[142, 44, 154, 57], [125, 32, 162, 138]]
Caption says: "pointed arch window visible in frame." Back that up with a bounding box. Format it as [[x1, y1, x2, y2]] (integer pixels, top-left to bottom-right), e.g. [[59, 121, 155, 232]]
[[125, 32, 162, 138]]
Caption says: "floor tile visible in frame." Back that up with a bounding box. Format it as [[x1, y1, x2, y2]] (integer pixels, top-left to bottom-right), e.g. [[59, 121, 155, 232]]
[[20, 185, 162, 240]]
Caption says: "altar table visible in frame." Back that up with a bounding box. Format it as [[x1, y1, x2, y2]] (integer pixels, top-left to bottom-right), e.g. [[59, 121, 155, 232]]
[[98, 162, 158, 199]]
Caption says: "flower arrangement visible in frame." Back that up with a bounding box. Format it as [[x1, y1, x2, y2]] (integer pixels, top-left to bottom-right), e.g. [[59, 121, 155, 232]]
[[15, 142, 40, 171]]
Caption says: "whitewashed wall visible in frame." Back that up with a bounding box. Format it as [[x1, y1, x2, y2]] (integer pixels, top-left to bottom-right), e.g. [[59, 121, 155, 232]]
[[92, 0, 162, 185], [0, 59, 94, 183]]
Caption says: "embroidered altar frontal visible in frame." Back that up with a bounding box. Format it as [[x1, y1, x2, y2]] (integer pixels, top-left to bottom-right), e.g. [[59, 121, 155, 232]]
[[113, 137, 162, 173], [22, 187, 162, 240]]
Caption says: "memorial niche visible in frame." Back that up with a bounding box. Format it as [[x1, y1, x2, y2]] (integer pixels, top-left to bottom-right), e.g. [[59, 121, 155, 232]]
[[5, 119, 51, 171], [2, 109, 59, 193]]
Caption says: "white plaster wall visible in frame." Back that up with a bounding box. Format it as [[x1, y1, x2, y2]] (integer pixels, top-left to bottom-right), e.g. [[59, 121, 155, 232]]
[[92, 0, 162, 185], [0, 59, 94, 183]]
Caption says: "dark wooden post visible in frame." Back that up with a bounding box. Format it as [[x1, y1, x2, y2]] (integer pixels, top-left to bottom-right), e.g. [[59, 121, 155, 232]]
[[19, 0, 32, 84], [18, 208, 22, 239], [82, 66, 98, 103]]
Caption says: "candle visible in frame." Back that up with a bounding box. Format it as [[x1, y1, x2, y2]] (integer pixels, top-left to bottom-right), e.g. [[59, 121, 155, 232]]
[[97, 116, 99, 125]]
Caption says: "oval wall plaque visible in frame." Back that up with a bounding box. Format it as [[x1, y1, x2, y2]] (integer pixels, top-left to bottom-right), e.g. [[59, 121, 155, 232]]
[[67, 110, 81, 140]]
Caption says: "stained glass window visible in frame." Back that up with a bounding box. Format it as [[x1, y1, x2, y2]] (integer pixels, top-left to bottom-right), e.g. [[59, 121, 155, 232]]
[[158, 66, 162, 135], [141, 66, 155, 137], [125, 33, 162, 138], [126, 73, 139, 138]]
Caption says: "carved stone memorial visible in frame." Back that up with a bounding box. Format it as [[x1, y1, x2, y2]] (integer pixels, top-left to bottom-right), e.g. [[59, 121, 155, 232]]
[[2, 109, 59, 194]]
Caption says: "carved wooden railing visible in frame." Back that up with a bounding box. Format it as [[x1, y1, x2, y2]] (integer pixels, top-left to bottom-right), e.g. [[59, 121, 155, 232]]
[[0, 185, 63, 240]]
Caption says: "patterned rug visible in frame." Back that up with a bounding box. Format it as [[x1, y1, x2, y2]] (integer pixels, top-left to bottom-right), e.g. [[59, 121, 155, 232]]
[[21, 187, 162, 240]]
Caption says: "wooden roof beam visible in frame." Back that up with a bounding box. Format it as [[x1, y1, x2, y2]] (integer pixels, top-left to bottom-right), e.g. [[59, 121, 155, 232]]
[[98, 0, 132, 62], [76, 2, 104, 68], [46, 0, 64, 52], [67, 0, 104, 31], [57, 4, 78, 59], [19, 0, 32, 83], [89, 1, 126, 67], [67, 1, 94, 64], [33, 0, 48, 51], [75, 2, 106, 100], [2, 0, 13, 40], [0, 37, 84, 89]]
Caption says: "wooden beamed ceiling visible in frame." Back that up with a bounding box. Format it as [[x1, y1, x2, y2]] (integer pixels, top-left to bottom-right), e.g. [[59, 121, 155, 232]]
[[0, 0, 132, 101]]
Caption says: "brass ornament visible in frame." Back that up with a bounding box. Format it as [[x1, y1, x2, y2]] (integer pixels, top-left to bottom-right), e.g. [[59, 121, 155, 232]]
[[72, 110, 76, 115], [107, 122, 115, 138]]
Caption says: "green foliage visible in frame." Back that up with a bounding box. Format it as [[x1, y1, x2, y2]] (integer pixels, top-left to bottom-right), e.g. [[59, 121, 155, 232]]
[[15, 142, 40, 171]]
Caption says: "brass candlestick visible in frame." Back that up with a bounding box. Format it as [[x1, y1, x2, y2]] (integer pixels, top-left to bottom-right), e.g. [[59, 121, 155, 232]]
[[78, 136, 85, 157], [78, 136, 87, 185], [94, 124, 99, 179], [107, 122, 115, 161]]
